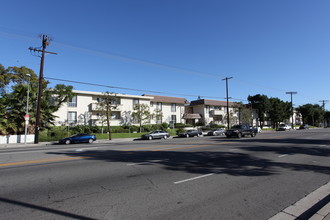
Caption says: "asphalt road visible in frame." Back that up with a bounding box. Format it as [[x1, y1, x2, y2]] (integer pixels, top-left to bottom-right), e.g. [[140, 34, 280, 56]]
[[0, 129, 329, 220]]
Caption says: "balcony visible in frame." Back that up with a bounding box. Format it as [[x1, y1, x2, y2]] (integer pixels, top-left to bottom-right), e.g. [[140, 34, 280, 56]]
[[89, 103, 122, 112], [209, 110, 222, 116]]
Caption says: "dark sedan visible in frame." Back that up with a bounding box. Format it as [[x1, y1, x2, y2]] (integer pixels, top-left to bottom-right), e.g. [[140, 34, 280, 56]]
[[141, 130, 170, 140], [178, 129, 202, 138], [59, 133, 96, 144]]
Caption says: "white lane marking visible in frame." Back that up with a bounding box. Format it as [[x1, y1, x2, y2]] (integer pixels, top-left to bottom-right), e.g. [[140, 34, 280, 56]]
[[229, 148, 239, 151], [174, 173, 215, 184], [127, 160, 164, 166], [278, 154, 288, 158], [75, 147, 98, 152]]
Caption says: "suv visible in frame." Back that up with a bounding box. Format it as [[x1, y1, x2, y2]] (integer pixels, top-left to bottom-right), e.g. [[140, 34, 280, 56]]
[[225, 124, 256, 138]]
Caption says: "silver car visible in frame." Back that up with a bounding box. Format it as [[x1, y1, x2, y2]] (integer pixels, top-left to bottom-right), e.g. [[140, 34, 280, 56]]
[[141, 130, 170, 140]]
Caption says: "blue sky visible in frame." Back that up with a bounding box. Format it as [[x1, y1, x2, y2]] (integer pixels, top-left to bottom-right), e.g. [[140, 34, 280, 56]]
[[1, 0, 329, 109]]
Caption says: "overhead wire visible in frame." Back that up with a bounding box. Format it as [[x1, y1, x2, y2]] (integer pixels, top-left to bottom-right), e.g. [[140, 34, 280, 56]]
[[0, 28, 324, 104]]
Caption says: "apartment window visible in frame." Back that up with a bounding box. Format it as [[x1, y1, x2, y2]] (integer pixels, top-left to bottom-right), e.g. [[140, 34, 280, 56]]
[[171, 103, 176, 112], [133, 99, 139, 108], [111, 112, 120, 120], [157, 102, 162, 110], [68, 111, 77, 124], [68, 96, 77, 107], [171, 115, 177, 124]]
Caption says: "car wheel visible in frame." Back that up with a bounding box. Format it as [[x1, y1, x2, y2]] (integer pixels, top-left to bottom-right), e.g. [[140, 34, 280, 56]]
[[163, 135, 168, 139], [237, 133, 242, 138], [251, 132, 256, 137], [65, 140, 71, 145], [88, 138, 94, 144], [149, 136, 153, 140]]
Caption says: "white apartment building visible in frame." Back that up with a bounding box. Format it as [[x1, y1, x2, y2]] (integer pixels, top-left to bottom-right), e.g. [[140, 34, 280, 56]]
[[53, 90, 189, 127], [142, 94, 189, 125], [54, 90, 153, 126], [185, 99, 238, 126]]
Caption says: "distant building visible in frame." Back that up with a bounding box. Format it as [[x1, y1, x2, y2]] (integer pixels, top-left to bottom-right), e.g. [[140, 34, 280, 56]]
[[184, 99, 238, 126]]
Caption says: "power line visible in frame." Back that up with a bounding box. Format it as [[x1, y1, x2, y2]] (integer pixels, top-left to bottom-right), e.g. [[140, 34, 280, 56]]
[[0, 28, 326, 104]]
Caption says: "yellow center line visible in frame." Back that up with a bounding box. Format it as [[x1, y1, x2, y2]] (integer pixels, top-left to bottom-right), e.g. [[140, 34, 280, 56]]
[[0, 156, 91, 167]]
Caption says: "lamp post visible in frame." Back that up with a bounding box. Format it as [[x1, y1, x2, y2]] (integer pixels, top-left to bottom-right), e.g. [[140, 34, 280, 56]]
[[286, 91, 297, 129], [222, 77, 233, 130], [24, 74, 31, 144]]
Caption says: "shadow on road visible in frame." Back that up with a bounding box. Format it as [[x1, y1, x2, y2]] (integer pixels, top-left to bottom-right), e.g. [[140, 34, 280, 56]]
[[47, 148, 330, 177], [0, 197, 96, 220]]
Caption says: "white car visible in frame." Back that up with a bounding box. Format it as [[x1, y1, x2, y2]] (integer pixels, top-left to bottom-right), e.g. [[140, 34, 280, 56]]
[[278, 124, 291, 131]]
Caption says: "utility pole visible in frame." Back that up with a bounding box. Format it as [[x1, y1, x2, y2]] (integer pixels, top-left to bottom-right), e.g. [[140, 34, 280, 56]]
[[222, 77, 233, 130], [286, 91, 297, 129], [319, 100, 329, 127], [29, 35, 57, 144]]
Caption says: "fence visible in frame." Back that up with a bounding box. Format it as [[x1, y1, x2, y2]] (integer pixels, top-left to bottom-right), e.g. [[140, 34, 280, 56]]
[[0, 135, 35, 144]]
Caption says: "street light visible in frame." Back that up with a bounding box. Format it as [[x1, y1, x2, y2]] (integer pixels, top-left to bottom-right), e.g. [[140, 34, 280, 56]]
[[24, 74, 31, 144], [286, 91, 297, 129]]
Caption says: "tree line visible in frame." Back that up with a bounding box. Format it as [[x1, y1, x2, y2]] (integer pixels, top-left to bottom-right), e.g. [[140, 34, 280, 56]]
[[0, 64, 73, 135]]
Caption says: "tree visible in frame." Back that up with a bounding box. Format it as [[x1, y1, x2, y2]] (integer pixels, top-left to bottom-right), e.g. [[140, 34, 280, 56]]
[[233, 102, 252, 125], [132, 103, 150, 133], [268, 98, 291, 129], [153, 108, 163, 129], [296, 104, 324, 126], [97, 92, 119, 140], [0, 64, 73, 135], [248, 94, 271, 128]]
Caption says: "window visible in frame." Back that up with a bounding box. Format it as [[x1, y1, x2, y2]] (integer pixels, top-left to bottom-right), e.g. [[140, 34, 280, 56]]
[[133, 99, 139, 107], [68, 111, 77, 124], [110, 112, 120, 120], [171, 115, 177, 124], [171, 103, 176, 112], [68, 96, 77, 107], [157, 102, 162, 110], [150, 102, 154, 107]]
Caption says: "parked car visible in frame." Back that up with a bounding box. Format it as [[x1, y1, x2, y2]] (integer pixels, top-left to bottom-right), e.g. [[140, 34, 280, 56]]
[[225, 124, 256, 138], [277, 124, 291, 131], [207, 128, 225, 136], [299, 124, 309, 129], [178, 129, 203, 138], [141, 130, 170, 140], [59, 133, 96, 144]]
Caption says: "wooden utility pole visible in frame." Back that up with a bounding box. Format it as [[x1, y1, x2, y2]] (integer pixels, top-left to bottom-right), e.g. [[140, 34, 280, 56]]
[[286, 91, 297, 129], [29, 35, 57, 144], [222, 77, 233, 130]]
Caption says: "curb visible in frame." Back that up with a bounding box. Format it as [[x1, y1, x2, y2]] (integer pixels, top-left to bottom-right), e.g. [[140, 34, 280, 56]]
[[268, 182, 330, 220]]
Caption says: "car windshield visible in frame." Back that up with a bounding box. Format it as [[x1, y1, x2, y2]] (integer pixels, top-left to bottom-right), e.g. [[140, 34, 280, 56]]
[[231, 125, 241, 129]]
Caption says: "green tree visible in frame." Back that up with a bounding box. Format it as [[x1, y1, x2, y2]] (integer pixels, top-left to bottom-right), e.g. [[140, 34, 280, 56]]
[[234, 102, 252, 125], [248, 94, 271, 128], [132, 103, 150, 133], [0, 64, 73, 135], [153, 108, 163, 129], [296, 104, 324, 126], [268, 98, 291, 129], [97, 92, 119, 140]]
